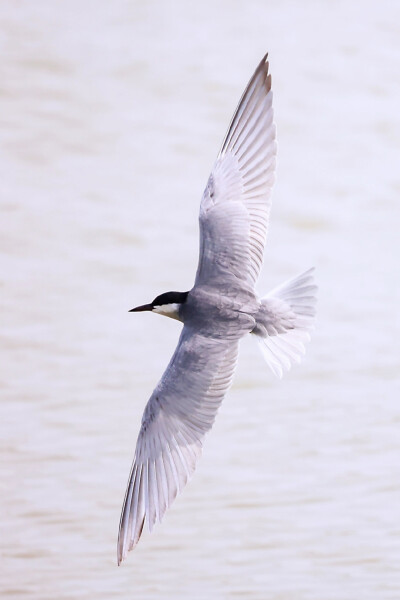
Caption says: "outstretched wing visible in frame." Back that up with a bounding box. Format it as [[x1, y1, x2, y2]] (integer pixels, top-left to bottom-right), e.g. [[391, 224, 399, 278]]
[[196, 53, 276, 288], [118, 327, 239, 563]]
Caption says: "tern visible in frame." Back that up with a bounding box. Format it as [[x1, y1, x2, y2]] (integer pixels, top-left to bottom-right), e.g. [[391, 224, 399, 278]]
[[118, 53, 317, 564]]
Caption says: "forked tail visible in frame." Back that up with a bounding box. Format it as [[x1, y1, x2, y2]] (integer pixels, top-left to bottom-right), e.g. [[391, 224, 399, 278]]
[[252, 268, 317, 378]]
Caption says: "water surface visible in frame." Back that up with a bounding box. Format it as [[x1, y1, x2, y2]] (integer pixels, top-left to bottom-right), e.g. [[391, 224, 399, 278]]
[[1, 1, 400, 598]]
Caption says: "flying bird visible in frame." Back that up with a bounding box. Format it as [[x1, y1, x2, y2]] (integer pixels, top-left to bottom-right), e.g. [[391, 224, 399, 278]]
[[118, 53, 317, 564]]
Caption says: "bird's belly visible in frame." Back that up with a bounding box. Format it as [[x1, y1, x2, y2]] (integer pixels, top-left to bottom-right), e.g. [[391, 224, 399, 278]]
[[182, 287, 257, 339]]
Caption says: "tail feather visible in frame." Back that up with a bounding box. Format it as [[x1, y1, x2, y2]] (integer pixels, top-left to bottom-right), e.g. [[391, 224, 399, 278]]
[[254, 268, 317, 378]]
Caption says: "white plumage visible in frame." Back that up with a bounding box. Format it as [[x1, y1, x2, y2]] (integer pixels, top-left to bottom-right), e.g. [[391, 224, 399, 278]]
[[118, 54, 317, 564]]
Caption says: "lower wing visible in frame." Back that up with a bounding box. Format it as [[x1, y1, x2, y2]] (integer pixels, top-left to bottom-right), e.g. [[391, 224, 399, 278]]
[[118, 326, 239, 563]]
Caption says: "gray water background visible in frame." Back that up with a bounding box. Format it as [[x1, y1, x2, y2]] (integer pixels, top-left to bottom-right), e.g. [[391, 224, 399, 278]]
[[1, 1, 400, 598]]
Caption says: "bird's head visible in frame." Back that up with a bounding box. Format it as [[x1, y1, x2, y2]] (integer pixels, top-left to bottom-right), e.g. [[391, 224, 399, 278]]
[[129, 291, 189, 321]]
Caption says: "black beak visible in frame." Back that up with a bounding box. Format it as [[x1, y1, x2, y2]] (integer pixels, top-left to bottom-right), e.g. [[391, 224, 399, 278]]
[[129, 303, 153, 312]]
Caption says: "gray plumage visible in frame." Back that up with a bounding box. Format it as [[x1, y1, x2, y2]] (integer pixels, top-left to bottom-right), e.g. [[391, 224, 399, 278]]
[[118, 53, 317, 564]]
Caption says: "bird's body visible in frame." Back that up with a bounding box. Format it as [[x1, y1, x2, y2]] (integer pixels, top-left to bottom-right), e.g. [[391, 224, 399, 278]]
[[182, 285, 258, 337], [118, 53, 317, 564]]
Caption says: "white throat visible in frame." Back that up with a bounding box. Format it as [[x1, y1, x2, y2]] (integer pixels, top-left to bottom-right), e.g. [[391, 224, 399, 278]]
[[153, 303, 182, 321]]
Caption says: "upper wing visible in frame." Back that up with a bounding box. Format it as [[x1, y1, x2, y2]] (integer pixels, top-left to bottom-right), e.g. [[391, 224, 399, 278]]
[[117, 327, 239, 563], [195, 53, 276, 288]]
